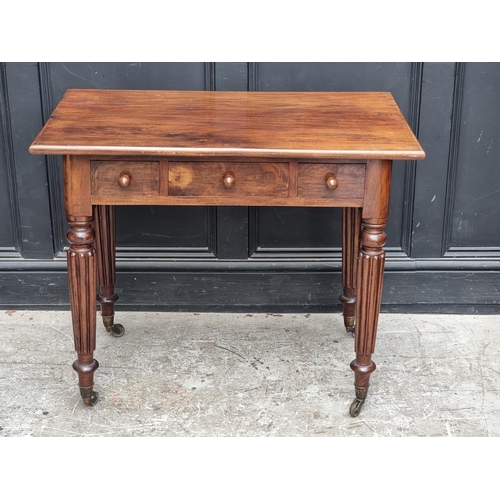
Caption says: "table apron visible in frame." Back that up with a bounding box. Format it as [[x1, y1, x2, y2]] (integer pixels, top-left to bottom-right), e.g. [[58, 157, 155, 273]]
[[89, 159, 367, 208]]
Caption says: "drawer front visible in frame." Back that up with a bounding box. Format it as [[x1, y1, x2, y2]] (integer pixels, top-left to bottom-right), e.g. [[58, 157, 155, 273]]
[[91, 161, 160, 197], [297, 163, 365, 199], [168, 162, 289, 197]]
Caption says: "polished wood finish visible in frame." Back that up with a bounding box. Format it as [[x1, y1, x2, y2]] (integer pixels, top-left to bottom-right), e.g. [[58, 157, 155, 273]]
[[91, 161, 159, 197], [63, 155, 92, 216], [29, 90, 425, 160], [325, 173, 339, 190], [223, 173, 235, 189], [63, 155, 98, 405], [66, 215, 98, 406], [168, 161, 289, 197], [90, 157, 367, 207], [118, 173, 131, 188], [30, 90, 425, 415], [297, 163, 365, 199], [93, 205, 119, 333], [349, 160, 393, 416], [340, 207, 362, 332]]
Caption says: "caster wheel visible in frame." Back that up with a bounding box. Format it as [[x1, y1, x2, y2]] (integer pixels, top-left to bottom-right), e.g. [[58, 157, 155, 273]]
[[349, 398, 365, 417], [83, 391, 99, 407], [347, 326, 355, 338], [111, 324, 125, 337]]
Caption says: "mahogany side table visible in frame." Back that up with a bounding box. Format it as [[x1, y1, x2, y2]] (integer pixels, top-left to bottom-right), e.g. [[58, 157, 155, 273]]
[[30, 90, 425, 416]]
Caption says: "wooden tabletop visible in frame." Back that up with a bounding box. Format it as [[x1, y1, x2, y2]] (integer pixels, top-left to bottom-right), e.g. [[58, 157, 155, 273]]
[[29, 89, 425, 160]]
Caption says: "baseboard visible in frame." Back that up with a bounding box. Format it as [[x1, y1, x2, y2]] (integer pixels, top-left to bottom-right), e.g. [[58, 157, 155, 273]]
[[1, 266, 498, 314]]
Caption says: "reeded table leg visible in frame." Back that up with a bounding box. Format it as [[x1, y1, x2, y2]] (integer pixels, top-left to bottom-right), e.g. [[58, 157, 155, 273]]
[[348, 159, 392, 417], [340, 207, 361, 335], [349, 220, 386, 416], [94, 205, 124, 337], [67, 216, 99, 406]]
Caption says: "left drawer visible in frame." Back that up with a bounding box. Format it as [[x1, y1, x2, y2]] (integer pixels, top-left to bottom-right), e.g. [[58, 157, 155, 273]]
[[91, 161, 160, 197]]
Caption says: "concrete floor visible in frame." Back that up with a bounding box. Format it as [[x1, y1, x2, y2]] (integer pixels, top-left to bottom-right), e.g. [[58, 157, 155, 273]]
[[0, 309, 498, 437]]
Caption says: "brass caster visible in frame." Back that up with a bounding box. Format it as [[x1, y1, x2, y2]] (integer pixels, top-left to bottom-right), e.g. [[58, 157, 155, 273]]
[[111, 323, 125, 337], [80, 386, 99, 406], [347, 326, 355, 338], [83, 392, 99, 406], [343, 315, 355, 332], [349, 398, 365, 417], [102, 315, 114, 333]]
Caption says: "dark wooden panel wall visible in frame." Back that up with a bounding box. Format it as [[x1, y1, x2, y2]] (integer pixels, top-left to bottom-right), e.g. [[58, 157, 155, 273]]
[[1, 62, 499, 313]]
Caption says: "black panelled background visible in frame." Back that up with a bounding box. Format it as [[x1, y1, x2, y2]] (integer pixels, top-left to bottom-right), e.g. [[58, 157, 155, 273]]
[[0, 62, 499, 312]]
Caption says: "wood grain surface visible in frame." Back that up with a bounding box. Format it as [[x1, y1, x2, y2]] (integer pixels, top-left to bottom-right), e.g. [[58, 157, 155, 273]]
[[297, 163, 365, 199], [30, 90, 425, 160], [168, 161, 290, 197], [91, 161, 159, 197]]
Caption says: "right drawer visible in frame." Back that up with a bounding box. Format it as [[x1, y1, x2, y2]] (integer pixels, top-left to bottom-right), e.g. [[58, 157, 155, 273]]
[[297, 163, 365, 199]]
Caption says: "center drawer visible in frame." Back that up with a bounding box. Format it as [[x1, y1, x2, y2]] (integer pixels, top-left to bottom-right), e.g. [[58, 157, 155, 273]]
[[168, 162, 289, 197]]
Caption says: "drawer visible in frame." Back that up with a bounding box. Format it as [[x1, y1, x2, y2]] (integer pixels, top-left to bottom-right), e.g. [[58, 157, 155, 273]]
[[297, 163, 365, 199], [168, 162, 289, 197], [91, 161, 160, 197]]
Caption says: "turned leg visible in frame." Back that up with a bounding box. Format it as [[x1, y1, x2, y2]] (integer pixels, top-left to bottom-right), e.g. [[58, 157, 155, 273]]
[[349, 159, 392, 417], [67, 216, 99, 406], [340, 207, 361, 335], [349, 220, 386, 416], [93, 205, 124, 337]]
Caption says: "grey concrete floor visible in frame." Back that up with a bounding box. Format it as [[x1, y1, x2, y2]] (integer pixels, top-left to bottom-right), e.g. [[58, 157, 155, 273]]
[[0, 309, 498, 437]]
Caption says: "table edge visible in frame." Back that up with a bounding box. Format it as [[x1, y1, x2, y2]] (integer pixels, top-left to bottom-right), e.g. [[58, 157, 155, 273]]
[[28, 145, 426, 160]]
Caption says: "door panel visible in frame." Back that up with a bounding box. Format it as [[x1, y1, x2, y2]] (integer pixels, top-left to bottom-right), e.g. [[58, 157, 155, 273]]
[[449, 63, 500, 252]]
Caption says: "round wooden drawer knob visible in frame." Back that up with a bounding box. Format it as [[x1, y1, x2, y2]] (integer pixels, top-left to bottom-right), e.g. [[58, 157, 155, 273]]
[[118, 173, 131, 187], [325, 173, 338, 190], [223, 173, 235, 188]]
